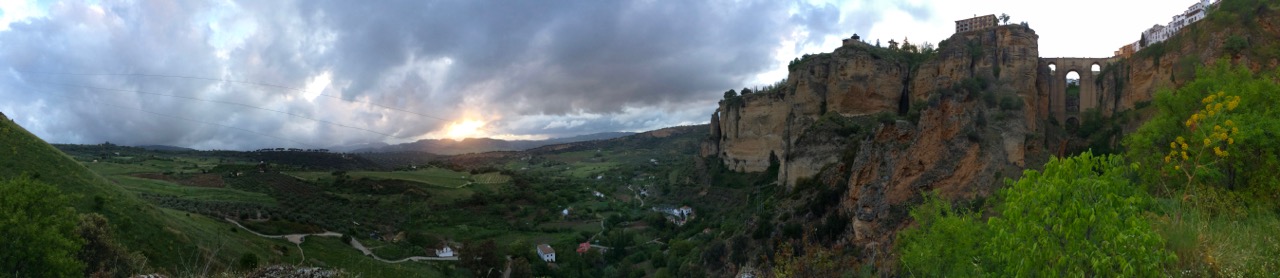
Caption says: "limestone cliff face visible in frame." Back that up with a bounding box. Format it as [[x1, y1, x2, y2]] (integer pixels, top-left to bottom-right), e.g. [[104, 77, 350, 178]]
[[704, 25, 1041, 187], [1095, 10, 1280, 116], [843, 99, 1034, 268]]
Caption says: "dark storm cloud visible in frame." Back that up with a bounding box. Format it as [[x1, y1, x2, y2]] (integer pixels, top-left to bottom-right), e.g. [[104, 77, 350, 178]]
[[0, 0, 910, 150], [293, 0, 793, 115]]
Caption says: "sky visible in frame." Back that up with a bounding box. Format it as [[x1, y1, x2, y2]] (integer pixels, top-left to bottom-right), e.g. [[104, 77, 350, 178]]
[[0, 0, 1204, 150]]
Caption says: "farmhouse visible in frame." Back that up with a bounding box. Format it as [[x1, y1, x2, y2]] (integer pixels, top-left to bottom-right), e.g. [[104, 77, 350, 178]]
[[435, 245, 455, 257], [537, 244, 556, 262]]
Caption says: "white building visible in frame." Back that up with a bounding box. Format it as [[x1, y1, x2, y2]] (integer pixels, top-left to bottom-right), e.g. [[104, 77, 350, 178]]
[[435, 246, 455, 257], [1142, 0, 1212, 47], [537, 244, 556, 262]]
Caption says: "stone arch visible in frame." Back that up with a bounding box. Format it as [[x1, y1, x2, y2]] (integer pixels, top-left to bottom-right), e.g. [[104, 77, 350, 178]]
[[1065, 116, 1080, 133], [1091, 62, 1102, 73], [1065, 70, 1081, 114], [1041, 58, 1114, 122]]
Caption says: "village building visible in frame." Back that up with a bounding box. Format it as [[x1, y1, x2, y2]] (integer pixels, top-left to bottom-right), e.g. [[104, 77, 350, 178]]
[[537, 244, 556, 262], [1125, 0, 1214, 55], [840, 33, 862, 46], [1114, 42, 1138, 59], [435, 245, 455, 257], [954, 14, 997, 33]]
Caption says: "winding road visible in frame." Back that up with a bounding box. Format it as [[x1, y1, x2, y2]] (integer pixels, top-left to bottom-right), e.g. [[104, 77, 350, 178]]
[[225, 218, 458, 263]]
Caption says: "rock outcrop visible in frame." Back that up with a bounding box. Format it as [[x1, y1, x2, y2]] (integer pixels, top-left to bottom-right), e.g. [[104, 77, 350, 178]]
[[703, 25, 1048, 269], [705, 25, 1042, 187], [702, 4, 1280, 271]]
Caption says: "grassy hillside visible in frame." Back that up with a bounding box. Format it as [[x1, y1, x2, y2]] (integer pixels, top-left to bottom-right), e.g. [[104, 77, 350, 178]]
[[0, 114, 442, 276], [0, 113, 271, 273]]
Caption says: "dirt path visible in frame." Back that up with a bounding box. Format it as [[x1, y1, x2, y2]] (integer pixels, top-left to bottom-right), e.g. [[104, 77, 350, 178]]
[[225, 218, 457, 263], [626, 184, 645, 207], [348, 236, 457, 262]]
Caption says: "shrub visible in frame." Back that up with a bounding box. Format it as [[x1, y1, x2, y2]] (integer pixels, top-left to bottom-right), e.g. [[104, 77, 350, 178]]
[[238, 253, 259, 270], [1124, 60, 1280, 195], [984, 152, 1172, 276], [897, 193, 986, 276], [1223, 35, 1244, 55], [898, 152, 1174, 276], [874, 112, 897, 124], [0, 177, 85, 276], [998, 95, 1023, 111]]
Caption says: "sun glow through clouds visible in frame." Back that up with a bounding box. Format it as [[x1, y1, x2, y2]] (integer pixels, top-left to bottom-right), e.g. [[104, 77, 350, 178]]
[[444, 120, 486, 141]]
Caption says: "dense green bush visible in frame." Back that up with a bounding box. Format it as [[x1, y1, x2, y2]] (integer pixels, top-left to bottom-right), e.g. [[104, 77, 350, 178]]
[[1124, 61, 1280, 197], [985, 152, 1171, 276], [0, 177, 85, 277], [898, 152, 1173, 276], [897, 193, 987, 276], [998, 95, 1022, 111]]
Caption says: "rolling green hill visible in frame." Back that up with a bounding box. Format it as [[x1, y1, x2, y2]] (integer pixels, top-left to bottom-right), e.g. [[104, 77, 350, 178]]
[[0, 113, 445, 276], [0, 113, 279, 274]]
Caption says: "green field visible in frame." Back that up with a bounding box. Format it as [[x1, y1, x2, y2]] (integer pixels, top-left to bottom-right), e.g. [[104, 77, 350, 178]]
[[353, 169, 472, 188], [473, 172, 511, 184], [298, 237, 445, 277], [83, 162, 166, 175], [111, 176, 277, 206], [290, 167, 510, 189]]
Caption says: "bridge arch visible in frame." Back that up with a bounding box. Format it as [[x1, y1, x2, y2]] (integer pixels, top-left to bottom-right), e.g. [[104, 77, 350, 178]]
[[1041, 57, 1115, 122], [1065, 70, 1081, 114]]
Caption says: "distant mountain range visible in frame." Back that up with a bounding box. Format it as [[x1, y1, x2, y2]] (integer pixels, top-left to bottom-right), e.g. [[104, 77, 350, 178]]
[[345, 132, 635, 155]]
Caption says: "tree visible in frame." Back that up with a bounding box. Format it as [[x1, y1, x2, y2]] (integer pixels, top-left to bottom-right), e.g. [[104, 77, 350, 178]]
[[897, 152, 1173, 276], [460, 240, 503, 278], [722, 89, 737, 99], [999, 13, 1010, 24], [510, 257, 533, 278], [76, 213, 148, 277], [740, 87, 753, 95], [1126, 61, 1280, 198], [897, 194, 986, 276], [238, 253, 260, 270], [0, 177, 85, 277]]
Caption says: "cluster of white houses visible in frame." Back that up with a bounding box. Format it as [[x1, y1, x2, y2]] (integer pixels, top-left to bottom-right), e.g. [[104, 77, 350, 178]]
[[1116, 0, 1214, 58]]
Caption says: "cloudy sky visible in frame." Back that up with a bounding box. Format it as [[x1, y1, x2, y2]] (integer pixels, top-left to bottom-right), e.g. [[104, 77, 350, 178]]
[[0, 0, 1204, 150]]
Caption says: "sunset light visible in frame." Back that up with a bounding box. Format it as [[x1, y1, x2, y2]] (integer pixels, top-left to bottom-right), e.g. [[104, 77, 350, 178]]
[[444, 120, 486, 141]]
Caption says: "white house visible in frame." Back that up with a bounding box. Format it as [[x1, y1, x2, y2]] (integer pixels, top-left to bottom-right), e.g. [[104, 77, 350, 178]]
[[435, 246, 454, 257], [537, 244, 556, 262], [1142, 0, 1213, 46]]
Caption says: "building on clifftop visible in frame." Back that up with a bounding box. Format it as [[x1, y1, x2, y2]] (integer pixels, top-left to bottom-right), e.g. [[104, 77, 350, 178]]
[[955, 14, 997, 33]]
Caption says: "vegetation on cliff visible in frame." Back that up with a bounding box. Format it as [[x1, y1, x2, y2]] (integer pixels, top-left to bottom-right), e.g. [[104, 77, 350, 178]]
[[899, 61, 1280, 276], [899, 152, 1172, 276]]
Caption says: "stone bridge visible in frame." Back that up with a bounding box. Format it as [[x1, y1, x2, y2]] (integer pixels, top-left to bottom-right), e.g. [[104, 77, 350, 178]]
[[1040, 57, 1118, 126]]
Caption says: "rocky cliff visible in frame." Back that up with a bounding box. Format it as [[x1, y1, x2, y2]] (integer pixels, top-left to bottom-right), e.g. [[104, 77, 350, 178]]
[[1094, 7, 1280, 117], [702, 2, 1280, 272], [704, 25, 1042, 187], [702, 25, 1051, 269]]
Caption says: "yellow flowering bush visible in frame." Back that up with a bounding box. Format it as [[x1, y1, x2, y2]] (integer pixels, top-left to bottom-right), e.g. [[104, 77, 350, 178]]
[[1164, 92, 1240, 176], [1126, 61, 1280, 199]]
